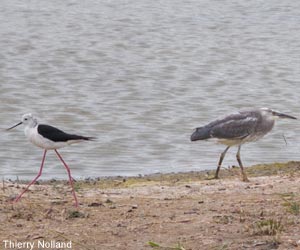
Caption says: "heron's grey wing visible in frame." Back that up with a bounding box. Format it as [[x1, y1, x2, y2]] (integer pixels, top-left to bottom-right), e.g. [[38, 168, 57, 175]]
[[209, 114, 259, 139]]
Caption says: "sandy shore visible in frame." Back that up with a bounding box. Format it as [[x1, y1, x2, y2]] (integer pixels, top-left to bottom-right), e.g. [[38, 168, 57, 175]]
[[1, 162, 300, 250]]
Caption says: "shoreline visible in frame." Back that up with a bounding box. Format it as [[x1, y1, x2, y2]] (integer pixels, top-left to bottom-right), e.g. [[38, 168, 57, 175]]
[[3, 160, 300, 184]]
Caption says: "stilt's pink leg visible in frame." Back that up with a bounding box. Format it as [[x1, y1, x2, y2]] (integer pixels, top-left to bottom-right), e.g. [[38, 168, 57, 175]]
[[54, 150, 78, 207], [14, 150, 47, 203]]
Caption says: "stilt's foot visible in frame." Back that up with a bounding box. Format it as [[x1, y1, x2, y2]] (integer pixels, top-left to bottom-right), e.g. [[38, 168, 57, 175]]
[[11, 198, 21, 205], [13, 195, 21, 203], [9, 198, 17, 204]]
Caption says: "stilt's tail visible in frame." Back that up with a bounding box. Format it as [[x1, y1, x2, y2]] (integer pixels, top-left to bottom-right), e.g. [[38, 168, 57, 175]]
[[81, 136, 96, 141]]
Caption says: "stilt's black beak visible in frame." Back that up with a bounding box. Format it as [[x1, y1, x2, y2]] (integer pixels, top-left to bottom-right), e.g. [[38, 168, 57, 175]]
[[6, 122, 22, 131], [274, 112, 297, 119]]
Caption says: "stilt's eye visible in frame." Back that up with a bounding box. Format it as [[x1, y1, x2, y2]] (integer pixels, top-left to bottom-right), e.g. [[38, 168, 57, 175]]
[[24, 118, 28, 121]]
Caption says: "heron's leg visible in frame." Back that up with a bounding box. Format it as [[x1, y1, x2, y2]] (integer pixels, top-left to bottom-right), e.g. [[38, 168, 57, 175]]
[[14, 150, 47, 203], [54, 150, 78, 207], [215, 146, 230, 179], [236, 145, 250, 182]]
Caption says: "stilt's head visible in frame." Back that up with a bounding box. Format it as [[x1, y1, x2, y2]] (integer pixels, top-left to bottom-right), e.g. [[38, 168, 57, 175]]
[[7, 113, 38, 130]]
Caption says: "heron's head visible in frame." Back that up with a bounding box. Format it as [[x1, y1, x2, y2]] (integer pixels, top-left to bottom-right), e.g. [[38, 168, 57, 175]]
[[7, 113, 38, 130], [260, 108, 297, 120]]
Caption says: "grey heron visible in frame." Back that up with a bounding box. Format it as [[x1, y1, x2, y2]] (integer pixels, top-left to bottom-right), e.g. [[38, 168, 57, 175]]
[[190, 108, 297, 182]]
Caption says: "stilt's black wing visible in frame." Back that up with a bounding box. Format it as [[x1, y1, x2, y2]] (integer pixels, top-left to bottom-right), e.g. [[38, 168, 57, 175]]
[[38, 124, 93, 142]]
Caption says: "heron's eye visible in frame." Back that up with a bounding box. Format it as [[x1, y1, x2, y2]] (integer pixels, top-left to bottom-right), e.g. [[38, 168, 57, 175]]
[[24, 118, 28, 121]]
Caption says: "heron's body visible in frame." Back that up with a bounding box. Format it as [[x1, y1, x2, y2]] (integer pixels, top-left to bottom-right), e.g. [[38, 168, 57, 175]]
[[192, 109, 275, 145], [191, 108, 296, 181], [7, 113, 94, 207]]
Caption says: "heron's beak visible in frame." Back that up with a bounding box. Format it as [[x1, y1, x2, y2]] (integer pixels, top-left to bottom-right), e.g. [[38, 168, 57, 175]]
[[274, 112, 297, 120], [6, 122, 22, 131]]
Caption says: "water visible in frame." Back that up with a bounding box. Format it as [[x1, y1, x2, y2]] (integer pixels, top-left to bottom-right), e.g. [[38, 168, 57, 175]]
[[1, 0, 300, 180]]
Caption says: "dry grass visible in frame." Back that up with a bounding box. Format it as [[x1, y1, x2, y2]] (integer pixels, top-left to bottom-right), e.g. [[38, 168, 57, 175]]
[[1, 161, 300, 250]]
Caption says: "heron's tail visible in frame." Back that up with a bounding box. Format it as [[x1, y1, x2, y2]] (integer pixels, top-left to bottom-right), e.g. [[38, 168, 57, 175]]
[[190, 127, 211, 141]]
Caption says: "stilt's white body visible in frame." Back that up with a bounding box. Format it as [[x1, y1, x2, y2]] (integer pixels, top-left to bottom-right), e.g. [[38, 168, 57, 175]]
[[24, 125, 83, 150], [24, 125, 68, 149]]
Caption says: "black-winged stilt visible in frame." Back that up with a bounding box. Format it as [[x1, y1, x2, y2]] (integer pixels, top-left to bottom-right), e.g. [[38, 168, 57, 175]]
[[7, 113, 94, 207]]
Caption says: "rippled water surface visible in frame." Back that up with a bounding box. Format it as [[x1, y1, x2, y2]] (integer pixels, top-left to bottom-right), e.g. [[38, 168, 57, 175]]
[[1, 0, 300, 179]]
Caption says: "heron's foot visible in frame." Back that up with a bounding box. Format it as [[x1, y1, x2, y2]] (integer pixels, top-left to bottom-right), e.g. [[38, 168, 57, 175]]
[[205, 175, 219, 180], [242, 175, 250, 182]]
